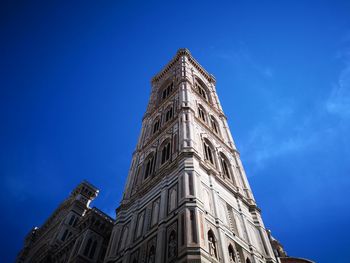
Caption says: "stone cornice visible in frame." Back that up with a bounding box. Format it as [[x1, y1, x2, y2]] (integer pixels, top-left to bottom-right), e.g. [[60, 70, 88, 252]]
[[151, 48, 216, 85]]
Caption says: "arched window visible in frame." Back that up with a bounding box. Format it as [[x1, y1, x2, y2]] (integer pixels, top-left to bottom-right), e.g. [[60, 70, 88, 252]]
[[89, 240, 98, 259], [198, 105, 206, 122], [72, 237, 82, 256], [144, 153, 156, 179], [210, 116, 219, 135], [195, 81, 208, 101], [162, 82, 174, 100], [203, 139, 215, 166], [83, 238, 92, 256], [228, 244, 236, 262], [73, 216, 79, 227], [161, 141, 171, 165], [61, 229, 68, 241], [246, 258, 252, 263], [165, 107, 173, 122], [219, 153, 231, 179], [208, 230, 218, 259], [68, 215, 76, 226], [153, 118, 160, 134]]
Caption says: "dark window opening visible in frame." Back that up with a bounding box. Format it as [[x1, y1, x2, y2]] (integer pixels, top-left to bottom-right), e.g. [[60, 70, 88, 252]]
[[211, 116, 219, 134], [165, 107, 173, 122], [83, 238, 92, 256], [203, 142, 214, 165], [220, 155, 231, 179], [198, 106, 206, 122], [153, 119, 160, 134], [162, 82, 174, 100], [161, 142, 171, 165], [144, 155, 155, 179], [61, 229, 68, 241]]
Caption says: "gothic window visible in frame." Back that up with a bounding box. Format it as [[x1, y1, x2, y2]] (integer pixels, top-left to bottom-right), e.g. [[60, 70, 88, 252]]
[[153, 119, 160, 134], [61, 229, 68, 241], [89, 240, 98, 259], [165, 107, 173, 122], [72, 237, 82, 256], [208, 230, 218, 259], [195, 82, 208, 101], [210, 115, 219, 134], [228, 244, 236, 262], [144, 153, 156, 179], [246, 258, 252, 263], [83, 238, 92, 256], [161, 141, 171, 165], [219, 153, 231, 179], [73, 217, 78, 227], [68, 215, 76, 226], [198, 105, 207, 122], [203, 139, 215, 166], [162, 82, 174, 100]]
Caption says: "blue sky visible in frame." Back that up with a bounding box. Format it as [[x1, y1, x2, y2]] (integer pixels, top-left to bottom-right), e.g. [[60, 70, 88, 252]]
[[1, 1, 350, 262]]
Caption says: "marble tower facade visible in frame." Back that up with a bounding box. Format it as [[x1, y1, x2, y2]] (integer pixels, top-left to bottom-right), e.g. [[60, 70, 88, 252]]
[[104, 49, 277, 263]]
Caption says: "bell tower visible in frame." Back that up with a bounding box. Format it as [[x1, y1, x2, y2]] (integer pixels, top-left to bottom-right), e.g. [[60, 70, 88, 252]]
[[105, 49, 277, 263]]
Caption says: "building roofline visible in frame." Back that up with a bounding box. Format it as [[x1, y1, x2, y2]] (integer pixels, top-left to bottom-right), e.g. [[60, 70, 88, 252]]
[[151, 48, 216, 84]]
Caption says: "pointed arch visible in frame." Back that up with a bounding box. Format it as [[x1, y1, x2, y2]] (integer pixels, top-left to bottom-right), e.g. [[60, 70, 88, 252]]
[[83, 238, 92, 256], [159, 138, 171, 165], [194, 77, 211, 103], [152, 116, 161, 134], [159, 79, 174, 101], [203, 138, 216, 166], [219, 152, 232, 179], [228, 244, 236, 262], [197, 104, 207, 123], [89, 240, 98, 259], [144, 151, 156, 179], [210, 115, 220, 135]]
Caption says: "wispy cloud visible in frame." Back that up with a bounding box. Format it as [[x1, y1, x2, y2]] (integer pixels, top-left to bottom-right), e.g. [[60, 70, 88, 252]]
[[215, 43, 274, 79], [326, 54, 350, 118], [241, 44, 350, 173], [241, 107, 317, 171]]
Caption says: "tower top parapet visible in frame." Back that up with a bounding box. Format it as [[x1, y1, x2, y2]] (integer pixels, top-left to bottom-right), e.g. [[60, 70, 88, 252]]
[[151, 48, 216, 84], [70, 180, 99, 201]]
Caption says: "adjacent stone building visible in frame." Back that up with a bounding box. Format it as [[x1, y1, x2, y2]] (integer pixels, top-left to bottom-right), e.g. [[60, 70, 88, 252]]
[[17, 49, 314, 263], [16, 181, 114, 263]]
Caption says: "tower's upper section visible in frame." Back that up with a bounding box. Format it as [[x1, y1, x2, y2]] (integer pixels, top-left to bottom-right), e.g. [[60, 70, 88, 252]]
[[121, 49, 251, 204], [145, 48, 224, 118]]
